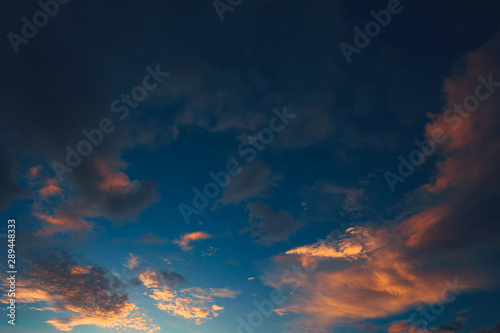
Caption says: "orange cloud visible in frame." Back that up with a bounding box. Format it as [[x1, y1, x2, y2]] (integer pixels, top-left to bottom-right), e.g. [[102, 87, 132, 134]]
[[125, 253, 141, 270], [388, 323, 409, 333], [29, 165, 42, 177], [268, 30, 500, 333], [39, 178, 62, 198], [12, 248, 160, 332], [34, 209, 92, 236], [95, 158, 138, 194], [388, 323, 428, 333], [145, 285, 241, 325], [271, 225, 485, 332], [137, 267, 240, 325], [174, 231, 211, 251], [422, 31, 500, 194]]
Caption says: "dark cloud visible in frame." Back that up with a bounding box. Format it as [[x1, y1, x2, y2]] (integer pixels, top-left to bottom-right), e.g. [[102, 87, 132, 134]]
[[355, 321, 376, 332], [157, 269, 188, 289], [8, 248, 160, 331], [477, 322, 500, 333], [241, 201, 302, 245], [219, 162, 275, 205]]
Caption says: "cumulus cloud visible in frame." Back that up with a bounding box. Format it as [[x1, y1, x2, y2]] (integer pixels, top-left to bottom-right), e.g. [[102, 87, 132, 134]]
[[271, 226, 485, 332], [144, 285, 241, 325], [319, 183, 366, 216], [138, 268, 187, 290], [285, 227, 387, 260], [10, 248, 159, 332], [125, 253, 141, 270], [0, 44, 159, 229], [136, 266, 240, 325], [38, 178, 63, 198]]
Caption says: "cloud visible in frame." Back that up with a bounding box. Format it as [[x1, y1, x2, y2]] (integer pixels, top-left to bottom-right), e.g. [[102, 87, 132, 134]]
[[144, 285, 241, 325], [173, 231, 211, 251], [271, 226, 485, 332], [39, 178, 62, 198], [11, 248, 159, 332], [264, 30, 500, 332], [219, 163, 275, 205], [138, 268, 187, 289], [242, 201, 302, 245], [34, 208, 92, 237], [86, 157, 159, 220], [399, 31, 500, 252], [134, 264, 240, 325], [125, 253, 141, 270]]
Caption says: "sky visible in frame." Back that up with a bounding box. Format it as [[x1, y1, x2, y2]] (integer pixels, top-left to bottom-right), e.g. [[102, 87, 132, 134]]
[[1, 0, 500, 332]]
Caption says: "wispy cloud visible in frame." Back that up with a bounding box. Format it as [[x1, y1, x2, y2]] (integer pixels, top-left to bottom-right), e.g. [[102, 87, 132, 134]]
[[174, 231, 211, 251]]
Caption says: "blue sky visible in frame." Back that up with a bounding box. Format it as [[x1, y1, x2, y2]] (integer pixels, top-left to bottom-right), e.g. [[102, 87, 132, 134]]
[[1, 0, 500, 332]]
